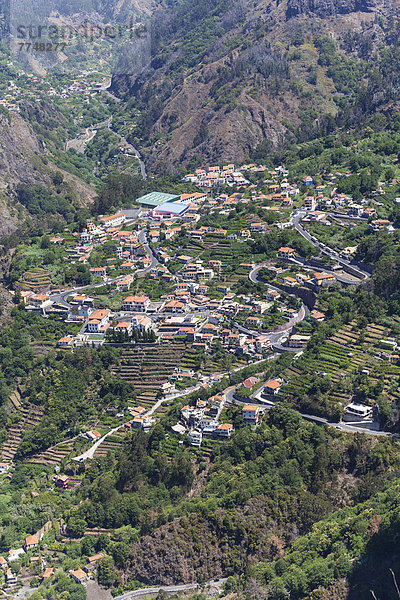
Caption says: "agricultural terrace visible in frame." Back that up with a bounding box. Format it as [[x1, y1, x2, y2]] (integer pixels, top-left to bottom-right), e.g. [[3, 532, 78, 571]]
[[280, 321, 400, 425]]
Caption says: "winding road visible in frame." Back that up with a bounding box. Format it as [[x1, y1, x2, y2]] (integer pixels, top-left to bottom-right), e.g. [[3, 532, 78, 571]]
[[107, 121, 147, 180], [50, 229, 159, 309], [65, 109, 147, 180], [101, 86, 147, 180], [72, 356, 274, 462], [244, 232, 392, 435], [247, 266, 309, 349], [292, 211, 371, 280], [232, 389, 396, 437], [113, 579, 227, 600]]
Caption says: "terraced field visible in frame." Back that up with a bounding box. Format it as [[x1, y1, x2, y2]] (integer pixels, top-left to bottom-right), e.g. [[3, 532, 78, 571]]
[[17, 268, 52, 291], [1, 398, 44, 462], [93, 432, 126, 459], [281, 321, 391, 416], [179, 348, 202, 371], [113, 343, 186, 408], [201, 239, 250, 265], [27, 439, 76, 467]]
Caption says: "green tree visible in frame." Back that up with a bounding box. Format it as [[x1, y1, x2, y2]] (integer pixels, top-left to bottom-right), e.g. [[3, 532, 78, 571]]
[[67, 516, 88, 538], [97, 556, 116, 587]]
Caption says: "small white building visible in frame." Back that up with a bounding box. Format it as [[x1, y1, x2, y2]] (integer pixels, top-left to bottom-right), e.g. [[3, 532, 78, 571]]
[[188, 429, 202, 447], [100, 212, 126, 229], [343, 403, 373, 422], [242, 404, 260, 425]]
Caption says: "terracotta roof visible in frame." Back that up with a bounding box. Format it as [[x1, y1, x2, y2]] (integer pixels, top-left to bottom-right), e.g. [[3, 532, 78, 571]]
[[25, 535, 39, 546], [90, 309, 110, 320], [265, 379, 281, 390], [124, 295, 149, 303], [314, 272, 334, 280], [242, 404, 259, 412], [71, 569, 87, 580], [43, 568, 54, 578]]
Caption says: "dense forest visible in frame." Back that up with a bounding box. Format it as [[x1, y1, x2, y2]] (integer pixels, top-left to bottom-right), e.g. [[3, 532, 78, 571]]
[[62, 404, 400, 589]]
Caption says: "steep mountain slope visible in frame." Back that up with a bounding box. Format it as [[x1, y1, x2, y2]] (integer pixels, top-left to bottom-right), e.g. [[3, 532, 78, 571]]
[[111, 0, 400, 169], [0, 110, 95, 236]]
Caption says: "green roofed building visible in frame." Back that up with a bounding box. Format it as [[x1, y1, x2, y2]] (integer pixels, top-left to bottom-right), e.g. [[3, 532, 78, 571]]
[[137, 191, 180, 208]]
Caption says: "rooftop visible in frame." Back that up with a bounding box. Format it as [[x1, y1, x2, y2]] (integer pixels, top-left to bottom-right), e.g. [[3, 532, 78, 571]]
[[137, 191, 180, 207], [155, 202, 190, 214]]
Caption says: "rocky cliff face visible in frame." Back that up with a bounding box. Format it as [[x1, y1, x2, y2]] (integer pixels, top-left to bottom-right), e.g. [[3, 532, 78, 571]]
[[0, 112, 46, 190], [0, 111, 95, 237]]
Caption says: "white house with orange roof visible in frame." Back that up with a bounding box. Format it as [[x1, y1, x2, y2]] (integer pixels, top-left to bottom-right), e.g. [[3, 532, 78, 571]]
[[5, 568, 17, 585], [278, 247, 296, 259], [99, 212, 125, 229], [263, 379, 282, 395], [180, 192, 207, 203], [57, 336, 74, 348], [87, 309, 111, 333], [131, 315, 152, 331], [84, 430, 101, 442], [215, 423, 234, 438], [242, 405, 260, 425], [24, 534, 40, 552], [312, 272, 335, 287], [70, 569, 89, 584], [122, 295, 150, 312], [29, 293, 50, 307], [116, 275, 134, 291]]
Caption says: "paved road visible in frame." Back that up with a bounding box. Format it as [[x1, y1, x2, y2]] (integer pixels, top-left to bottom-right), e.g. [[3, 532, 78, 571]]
[[73, 425, 123, 462], [230, 382, 397, 437], [49, 230, 159, 309], [299, 412, 393, 436], [292, 211, 370, 280], [138, 230, 159, 270], [233, 304, 306, 345], [72, 357, 270, 462], [247, 266, 308, 346], [107, 121, 147, 180], [114, 579, 227, 600]]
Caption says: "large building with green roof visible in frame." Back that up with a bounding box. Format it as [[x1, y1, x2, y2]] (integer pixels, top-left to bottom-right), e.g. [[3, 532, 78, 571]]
[[136, 191, 180, 208]]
